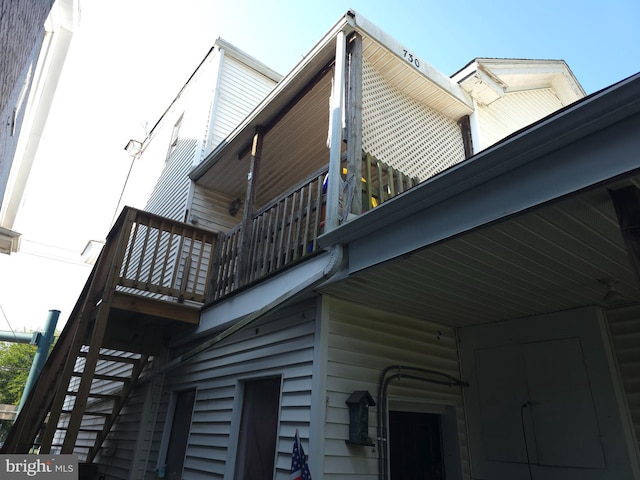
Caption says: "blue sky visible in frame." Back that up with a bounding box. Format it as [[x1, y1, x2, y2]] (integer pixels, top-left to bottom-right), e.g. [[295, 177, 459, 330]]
[[1, 0, 638, 331], [211, 0, 639, 94]]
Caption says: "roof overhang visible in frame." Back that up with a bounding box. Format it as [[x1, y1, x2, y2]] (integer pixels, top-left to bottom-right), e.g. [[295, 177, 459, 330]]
[[320, 73, 640, 255], [316, 73, 640, 326], [0, 226, 21, 254], [190, 10, 473, 184], [453, 58, 586, 106]]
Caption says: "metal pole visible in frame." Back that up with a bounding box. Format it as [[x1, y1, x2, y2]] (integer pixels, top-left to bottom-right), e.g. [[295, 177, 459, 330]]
[[0, 331, 39, 344], [17, 310, 60, 412]]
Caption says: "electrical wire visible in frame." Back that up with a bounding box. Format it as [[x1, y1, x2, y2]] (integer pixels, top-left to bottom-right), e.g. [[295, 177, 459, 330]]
[[0, 304, 17, 340], [520, 403, 534, 480]]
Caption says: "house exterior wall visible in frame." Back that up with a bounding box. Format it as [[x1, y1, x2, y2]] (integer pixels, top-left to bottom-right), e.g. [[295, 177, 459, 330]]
[[206, 55, 279, 154], [606, 305, 640, 450], [190, 185, 244, 232], [322, 296, 471, 479], [458, 307, 639, 480], [143, 49, 278, 226], [475, 88, 564, 151], [0, 0, 55, 212], [144, 300, 318, 480]]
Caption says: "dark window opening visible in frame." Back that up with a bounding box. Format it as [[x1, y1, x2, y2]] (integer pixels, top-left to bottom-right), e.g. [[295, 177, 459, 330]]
[[235, 377, 281, 480], [389, 410, 444, 480], [165, 388, 196, 480]]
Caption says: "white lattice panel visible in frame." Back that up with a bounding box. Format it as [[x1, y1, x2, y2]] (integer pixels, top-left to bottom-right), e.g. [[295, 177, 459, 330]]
[[362, 59, 466, 181]]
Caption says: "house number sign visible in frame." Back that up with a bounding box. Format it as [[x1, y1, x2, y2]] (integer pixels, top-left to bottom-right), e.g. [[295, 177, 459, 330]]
[[402, 49, 420, 68]]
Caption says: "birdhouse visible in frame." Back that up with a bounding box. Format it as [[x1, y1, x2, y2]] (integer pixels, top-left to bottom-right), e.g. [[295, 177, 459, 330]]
[[345, 390, 376, 446]]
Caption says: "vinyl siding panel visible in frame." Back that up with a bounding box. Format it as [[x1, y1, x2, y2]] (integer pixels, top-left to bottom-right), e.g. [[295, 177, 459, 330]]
[[151, 300, 317, 480], [477, 88, 564, 150], [606, 305, 640, 447], [189, 185, 243, 233], [324, 296, 470, 479], [92, 386, 151, 479], [208, 56, 277, 151], [145, 137, 197, 221]]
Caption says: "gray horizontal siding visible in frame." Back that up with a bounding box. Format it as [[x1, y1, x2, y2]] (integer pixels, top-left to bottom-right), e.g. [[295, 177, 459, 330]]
[[606, 305, 640, 447], [324, 296, 470, 479], [189, 185, 243, 232], [145, 138, 196, 221], [154, 300, 317, 479]]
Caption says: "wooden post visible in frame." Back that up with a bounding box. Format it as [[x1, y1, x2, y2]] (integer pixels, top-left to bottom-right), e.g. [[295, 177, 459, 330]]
[[325, 31, 347, 232], [238, 129, 263, 285], [459, 115, 474, 159], [346, 33, 363, 216], [610, 185, 640, 284]]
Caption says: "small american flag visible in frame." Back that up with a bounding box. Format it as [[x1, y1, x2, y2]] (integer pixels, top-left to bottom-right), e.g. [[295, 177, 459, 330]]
[[290, 429, 312, 480]]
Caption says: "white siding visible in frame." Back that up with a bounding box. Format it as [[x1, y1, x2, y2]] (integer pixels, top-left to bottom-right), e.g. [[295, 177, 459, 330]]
[[152, 300, 317, 479], [476, 88, 564, 150], [323, 296, 470, 479], [207, 55, 278, 154], [145, 137, 197, 222]]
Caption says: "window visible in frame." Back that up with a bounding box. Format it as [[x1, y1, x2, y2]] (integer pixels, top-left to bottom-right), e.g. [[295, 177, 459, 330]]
[[163, 388, 196, 480], [235, 377, 281, 480], [167, 114, 183, 159]]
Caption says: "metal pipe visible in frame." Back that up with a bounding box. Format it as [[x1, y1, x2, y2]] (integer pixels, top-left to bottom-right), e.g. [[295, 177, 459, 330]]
[[0, 331, 39, 344], [18, 310, 60, 412], [376, 365, 469, 480]]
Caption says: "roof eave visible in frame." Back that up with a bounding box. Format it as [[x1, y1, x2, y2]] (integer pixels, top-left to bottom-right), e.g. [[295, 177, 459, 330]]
[[190, 12, 356, 182], [191, 9, 475, 182], [319, 73, 640, 248]]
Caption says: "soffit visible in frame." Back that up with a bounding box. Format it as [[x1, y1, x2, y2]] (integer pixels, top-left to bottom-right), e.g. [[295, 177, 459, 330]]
[[318, 178, 640, 327], [195, 70, 333, 207], [361, 35, 473, 119]]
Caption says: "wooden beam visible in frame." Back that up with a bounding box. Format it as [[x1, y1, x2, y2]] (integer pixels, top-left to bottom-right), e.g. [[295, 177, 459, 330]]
[[610, 185, 640, 284], [459, 115, 474, 159], [238, 128, 264, 285], [346, 32, 363, 216], [111, 292, 200, 324]]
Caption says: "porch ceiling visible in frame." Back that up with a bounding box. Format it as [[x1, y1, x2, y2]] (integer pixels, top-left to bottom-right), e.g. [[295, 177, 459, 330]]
[[318, 178, 640, 327], [361, 35, 473, 119], [195, 69, 333, 208]]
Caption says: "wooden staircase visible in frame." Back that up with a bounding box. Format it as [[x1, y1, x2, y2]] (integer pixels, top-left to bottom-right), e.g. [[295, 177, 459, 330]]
[[1, 208, 215, 462]]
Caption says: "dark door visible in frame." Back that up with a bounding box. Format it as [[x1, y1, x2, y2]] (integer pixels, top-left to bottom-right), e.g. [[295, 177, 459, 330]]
[[389, 411, 444, 479]]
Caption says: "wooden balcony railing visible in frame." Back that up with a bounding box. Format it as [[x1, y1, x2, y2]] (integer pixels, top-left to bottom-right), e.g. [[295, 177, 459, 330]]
[[207, 153, 418, 302], [113, 208, 216, 304], [209, 170, 327, 300], [104, 156, 418, 306]]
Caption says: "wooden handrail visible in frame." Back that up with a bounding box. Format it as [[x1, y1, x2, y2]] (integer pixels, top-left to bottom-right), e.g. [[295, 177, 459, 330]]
[[112, 208, 217, 304]]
